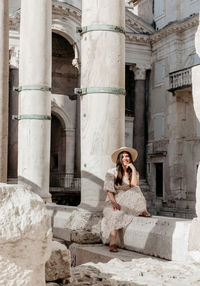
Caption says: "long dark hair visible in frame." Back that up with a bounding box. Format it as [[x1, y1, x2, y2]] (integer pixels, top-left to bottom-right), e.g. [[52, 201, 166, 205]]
[[115, 151, 133, 186]]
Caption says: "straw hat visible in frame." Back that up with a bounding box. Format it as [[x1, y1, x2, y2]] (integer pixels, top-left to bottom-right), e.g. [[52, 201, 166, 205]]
[[111, 147, 138, 163]]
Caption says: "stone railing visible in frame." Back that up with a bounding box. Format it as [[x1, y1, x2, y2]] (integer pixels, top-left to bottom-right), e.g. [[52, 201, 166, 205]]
[[168, 67, 192, 92]]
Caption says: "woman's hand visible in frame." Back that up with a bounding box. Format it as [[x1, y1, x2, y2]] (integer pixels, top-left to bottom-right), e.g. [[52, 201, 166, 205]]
[[111, 201, 121, 211], [128, 163, 136, 171]]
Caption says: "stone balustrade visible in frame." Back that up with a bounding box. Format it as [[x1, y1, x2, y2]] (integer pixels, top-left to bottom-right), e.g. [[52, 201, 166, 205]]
[[169, 67, 192, 92]]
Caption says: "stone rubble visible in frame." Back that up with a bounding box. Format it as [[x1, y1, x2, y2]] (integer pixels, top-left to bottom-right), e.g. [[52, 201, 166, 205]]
[[46, 256, 200, 286], [45, 241, 71, 283]]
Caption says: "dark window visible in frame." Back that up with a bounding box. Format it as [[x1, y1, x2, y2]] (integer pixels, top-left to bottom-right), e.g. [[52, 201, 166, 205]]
[[155, 163, 163, 197]]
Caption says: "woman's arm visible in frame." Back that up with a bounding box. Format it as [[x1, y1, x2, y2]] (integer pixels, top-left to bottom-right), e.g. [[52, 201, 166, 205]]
[[107, 191, 120, 210], [128, 164, 139, 187]]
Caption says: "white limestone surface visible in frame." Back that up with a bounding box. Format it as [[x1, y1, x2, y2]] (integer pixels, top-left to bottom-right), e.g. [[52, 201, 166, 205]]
[[0, 184, 52, 286], [18, 0, 52, 202], [101, 216, 191, 261], [45, 241, 71, 283], [80, 0, 125, 210], [85, 258, 200, 286]]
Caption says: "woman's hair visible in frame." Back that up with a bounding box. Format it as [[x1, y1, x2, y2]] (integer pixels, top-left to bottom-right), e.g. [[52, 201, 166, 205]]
[[115, 151, 133, 185]]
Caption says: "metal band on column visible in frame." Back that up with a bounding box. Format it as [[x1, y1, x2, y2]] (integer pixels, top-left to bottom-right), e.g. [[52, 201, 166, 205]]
[[14, 85, 51, 92], [74, 87, 126, 95], [77, 24, 126, 35], [12, 115, 51, 120]]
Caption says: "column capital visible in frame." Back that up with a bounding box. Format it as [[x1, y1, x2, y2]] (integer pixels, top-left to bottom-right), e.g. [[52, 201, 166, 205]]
[[9, 46, 20, 68], [130, 64, 151, 80]]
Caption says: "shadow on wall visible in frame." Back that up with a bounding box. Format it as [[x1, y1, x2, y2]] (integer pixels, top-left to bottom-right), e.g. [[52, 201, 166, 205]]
[[80, 170, 106, 212]]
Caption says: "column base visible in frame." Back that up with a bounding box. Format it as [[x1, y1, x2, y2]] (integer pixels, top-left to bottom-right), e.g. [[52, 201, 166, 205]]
[[43, 194, 52, 204]]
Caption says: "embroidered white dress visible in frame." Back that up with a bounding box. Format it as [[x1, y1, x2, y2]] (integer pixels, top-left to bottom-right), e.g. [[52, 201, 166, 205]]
[[102, 167, 147, 241]]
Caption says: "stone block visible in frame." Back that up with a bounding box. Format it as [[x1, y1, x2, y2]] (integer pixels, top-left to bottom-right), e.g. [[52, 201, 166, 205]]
[[45, 241, 71, 283], [0, 184, 52, 286], [123, 216, 191, 261], [64, 208, 102, 243], [101, 216, 192, 261]]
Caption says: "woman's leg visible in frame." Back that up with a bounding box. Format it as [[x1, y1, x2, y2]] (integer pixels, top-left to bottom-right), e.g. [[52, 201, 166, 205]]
[[109, 229, 118, 252]]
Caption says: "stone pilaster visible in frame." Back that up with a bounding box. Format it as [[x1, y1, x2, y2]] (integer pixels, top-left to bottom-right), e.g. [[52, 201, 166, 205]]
[[0, 0, 9, 182], [80, 0, 125, 211], [130, 65, 148, 179], [18, 0, 52, 202]]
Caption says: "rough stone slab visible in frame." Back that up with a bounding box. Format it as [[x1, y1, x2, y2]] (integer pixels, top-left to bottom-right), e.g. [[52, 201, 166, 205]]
[[45, 241, 71, 283]]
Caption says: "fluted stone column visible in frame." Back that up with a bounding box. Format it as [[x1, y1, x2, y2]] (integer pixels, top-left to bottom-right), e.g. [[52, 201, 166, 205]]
[[0, 0, 9, 182], [18, 0, 52, 202], [189, 14, 200, 255], [131, 65, 147, 179], [80, 0, 125, 211]]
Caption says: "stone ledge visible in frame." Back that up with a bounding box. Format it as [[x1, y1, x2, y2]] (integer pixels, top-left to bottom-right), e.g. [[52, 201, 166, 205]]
[[48, 205, 192, 261]]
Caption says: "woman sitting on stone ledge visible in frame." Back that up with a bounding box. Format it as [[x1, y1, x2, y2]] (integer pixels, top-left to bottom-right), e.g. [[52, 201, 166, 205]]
[[102, 147, 151, 252]]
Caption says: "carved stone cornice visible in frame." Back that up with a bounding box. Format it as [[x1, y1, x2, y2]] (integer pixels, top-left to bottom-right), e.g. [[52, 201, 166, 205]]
[[52, 1, 81, 24], [150, 13, 199, 44], [9, 1, 81, 31], [126, 32, 150, 44], [126, 10, 155, 35]]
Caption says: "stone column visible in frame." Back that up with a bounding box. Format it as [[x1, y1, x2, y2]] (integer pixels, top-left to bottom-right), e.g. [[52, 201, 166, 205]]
[[79, 0, 125, 211], [64, 128, 76, 187], [18, 0, 52, 202], [0, 0, 9, 182], [188, 14, 200, 255], [131, 65, 147, 179]]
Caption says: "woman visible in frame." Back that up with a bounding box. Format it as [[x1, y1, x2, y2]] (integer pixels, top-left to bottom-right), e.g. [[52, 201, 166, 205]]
[[102, 147, 151, 252]]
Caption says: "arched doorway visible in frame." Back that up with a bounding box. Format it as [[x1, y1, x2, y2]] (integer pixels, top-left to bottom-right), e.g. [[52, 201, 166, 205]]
[[50, 32, 80, 206], [50, 114, 66, 188]]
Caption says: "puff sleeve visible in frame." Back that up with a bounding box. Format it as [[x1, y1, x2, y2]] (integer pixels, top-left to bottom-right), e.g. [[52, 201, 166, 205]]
[[103, 168, 116, 194]]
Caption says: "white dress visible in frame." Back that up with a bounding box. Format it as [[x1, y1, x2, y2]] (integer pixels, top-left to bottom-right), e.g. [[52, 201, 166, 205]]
[[102, 167, 147, 241]]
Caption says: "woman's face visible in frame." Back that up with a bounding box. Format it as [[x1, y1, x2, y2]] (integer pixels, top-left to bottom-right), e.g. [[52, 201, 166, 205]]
[[121, 152, 131, 168]]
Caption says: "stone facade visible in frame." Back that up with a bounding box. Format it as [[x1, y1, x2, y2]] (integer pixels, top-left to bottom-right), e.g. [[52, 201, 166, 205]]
[[6, 0, 200, 218]]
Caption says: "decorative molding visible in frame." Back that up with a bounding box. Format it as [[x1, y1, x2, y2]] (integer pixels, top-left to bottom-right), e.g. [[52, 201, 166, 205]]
[[52, 1, 81, 24], [151, 13, 199, 44], [126, 10, 155, 35], [126, 32, 150, 44], [9, 2, 81, 31]]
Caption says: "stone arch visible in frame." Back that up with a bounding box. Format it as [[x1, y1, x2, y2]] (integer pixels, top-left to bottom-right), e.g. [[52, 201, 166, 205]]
[[51, 103, 73, 130]]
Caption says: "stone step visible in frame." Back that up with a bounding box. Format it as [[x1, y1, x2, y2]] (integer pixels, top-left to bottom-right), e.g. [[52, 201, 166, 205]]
[[69, 243, 158, 266]]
